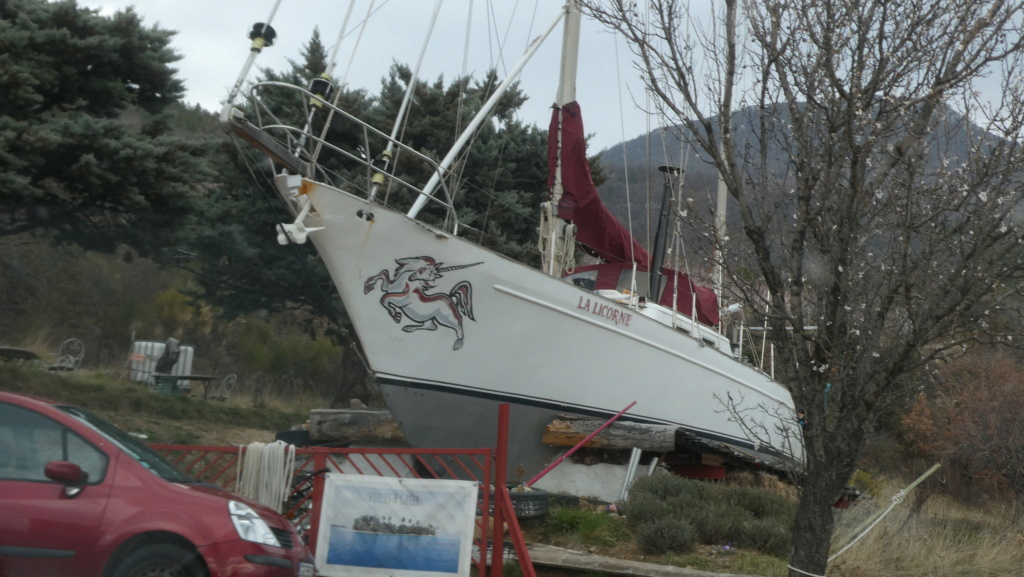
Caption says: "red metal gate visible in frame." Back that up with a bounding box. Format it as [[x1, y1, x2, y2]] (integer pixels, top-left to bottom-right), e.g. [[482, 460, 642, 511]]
[[152, 404, 534, 577]]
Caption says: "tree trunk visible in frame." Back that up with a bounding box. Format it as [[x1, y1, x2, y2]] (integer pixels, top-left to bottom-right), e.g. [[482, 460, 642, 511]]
[[787, 424, 862, 577], [788, 473, 838, 577], [330, 343, 379, 408]]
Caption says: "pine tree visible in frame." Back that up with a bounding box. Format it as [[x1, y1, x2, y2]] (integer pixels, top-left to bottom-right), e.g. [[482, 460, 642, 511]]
[[0, 0, 213, 256]]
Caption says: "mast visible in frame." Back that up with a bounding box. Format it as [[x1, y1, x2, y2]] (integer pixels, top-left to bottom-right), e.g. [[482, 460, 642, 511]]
[[713, 141, 728, 306], [650, 166, 681, 302], [539, 1, 582, 277]]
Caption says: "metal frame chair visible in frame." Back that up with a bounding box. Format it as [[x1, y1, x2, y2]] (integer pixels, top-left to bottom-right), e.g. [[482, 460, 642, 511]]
[[48, 338, 85, 372], [210, 374, 237, 401]]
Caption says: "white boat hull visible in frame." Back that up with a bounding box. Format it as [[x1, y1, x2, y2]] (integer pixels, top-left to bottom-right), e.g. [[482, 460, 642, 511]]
[[278, 175, 799, 479]]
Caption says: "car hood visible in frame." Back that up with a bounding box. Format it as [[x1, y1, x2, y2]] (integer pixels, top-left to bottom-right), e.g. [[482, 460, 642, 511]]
[[184, 482, 287, 522]]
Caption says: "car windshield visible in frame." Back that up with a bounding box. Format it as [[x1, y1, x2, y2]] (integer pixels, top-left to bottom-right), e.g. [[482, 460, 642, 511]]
[[57, 405, 196, 484]]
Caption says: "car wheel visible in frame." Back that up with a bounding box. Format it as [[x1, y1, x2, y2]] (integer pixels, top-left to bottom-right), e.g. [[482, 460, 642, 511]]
[[111, 543, 206, 577]]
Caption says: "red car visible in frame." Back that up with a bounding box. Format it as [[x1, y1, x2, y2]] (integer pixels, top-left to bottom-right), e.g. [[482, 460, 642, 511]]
[[0, 391, 315, 577]]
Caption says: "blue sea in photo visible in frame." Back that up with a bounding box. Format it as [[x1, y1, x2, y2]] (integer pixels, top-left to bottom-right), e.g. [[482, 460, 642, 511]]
[[326, 527, 461, 573]]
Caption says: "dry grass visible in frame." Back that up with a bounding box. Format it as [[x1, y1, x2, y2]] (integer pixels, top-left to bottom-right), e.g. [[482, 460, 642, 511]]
[[828, 479, 1024, 577], [523, 472, 1023, 577], [0, 365, 318, 445]]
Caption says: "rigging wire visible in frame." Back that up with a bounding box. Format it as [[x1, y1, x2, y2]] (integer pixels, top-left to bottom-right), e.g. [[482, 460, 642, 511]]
[[447, 0, 537, 235], [454, 1, 474, 141], [338, 1, 385, 89], [301, 2, 356, 162], [368, 0, 444, 202], [324, 2, 356, 84], [438, 0, 479, 215], [487, 0, 521, 80], [310, 0, 376, 165], [613, 32, 636, 268]]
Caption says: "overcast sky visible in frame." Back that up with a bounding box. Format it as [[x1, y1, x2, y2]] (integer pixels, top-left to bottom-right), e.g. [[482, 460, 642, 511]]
[[86, 0, 657, 152]]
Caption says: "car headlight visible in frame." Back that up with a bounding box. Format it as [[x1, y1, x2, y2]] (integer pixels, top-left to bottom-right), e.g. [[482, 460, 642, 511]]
[[228, 501, 281, 547]]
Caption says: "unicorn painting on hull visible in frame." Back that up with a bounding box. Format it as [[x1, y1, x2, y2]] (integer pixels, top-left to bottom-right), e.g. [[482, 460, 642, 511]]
[[364, 257, 481, 350]]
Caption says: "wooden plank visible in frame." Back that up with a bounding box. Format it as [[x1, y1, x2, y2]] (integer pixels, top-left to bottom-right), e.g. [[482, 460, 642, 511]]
[[308, 409, 405, 442], [542, 417, 677, 452], [525, 543, 765, 577]]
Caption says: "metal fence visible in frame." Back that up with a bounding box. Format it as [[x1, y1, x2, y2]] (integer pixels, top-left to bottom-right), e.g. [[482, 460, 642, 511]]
[[151, 405, 535, 577]]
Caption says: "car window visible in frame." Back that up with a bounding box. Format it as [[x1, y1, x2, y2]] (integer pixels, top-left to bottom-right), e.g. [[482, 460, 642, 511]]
[[58, 406, 194, 484], [0, 402, 108, 484]]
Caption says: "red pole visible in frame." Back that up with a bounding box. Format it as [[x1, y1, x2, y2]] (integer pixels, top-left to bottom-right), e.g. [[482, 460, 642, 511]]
[[525, 401, 637, 487], [306, 451, 327, 555], [494, 404, 538, 577], [490, 404, 510, 577]]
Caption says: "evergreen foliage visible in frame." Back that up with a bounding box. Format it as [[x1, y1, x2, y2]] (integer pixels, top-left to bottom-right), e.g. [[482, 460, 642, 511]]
[[0, 0, 215, 255]]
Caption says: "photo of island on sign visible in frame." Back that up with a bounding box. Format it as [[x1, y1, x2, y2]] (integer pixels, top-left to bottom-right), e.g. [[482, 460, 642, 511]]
[[314, 474, 479, 577]]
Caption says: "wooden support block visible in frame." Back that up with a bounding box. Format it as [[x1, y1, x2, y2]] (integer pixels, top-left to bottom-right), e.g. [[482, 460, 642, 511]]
[[308, 409, 405, 442], [542, 416, 677, 452], [701, 454, 724, 466]]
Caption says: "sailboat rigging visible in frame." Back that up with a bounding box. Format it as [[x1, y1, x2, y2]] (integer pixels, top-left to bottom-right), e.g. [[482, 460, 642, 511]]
[[224, 0, 803, 483]]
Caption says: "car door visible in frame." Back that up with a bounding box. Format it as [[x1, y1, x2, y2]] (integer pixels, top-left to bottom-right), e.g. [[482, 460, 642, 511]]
[[0, 401, 113, 577]]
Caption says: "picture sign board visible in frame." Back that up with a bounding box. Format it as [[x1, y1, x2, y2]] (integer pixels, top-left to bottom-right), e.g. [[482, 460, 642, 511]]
[[314, 474, 479, 577]]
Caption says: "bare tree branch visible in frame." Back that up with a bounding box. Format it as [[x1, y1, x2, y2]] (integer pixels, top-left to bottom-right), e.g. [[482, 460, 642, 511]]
[[582, 1, 1024, 574]]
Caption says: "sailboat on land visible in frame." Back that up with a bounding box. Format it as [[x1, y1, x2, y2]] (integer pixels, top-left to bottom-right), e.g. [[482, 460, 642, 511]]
[[225, 1, 802, 481]]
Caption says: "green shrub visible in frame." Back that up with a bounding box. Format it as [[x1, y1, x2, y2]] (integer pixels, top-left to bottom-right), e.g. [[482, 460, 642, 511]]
[[690, 502, 750, 544], [545, 506, 593, 533], [629, 473, 713, 501], [543, 506, 630, 548], [502, 561, 522, 577], [622, 474, 714, 531], [635, 517, 696, 554], [735, 518, 792, 557], [623, 472, 797, 559], [723, 486, 795, 520], [620, 493, 675, 530]]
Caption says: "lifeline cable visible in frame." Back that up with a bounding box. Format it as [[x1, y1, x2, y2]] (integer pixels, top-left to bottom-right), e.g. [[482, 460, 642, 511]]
[[788, 463, 941, 577]]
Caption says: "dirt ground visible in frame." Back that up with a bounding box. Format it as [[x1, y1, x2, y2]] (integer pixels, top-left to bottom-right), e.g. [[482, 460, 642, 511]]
[[98, 411, 281, 447]]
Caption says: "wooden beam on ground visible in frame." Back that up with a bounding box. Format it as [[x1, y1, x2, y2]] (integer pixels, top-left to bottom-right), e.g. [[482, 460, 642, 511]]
[[525, 543, 764, 577], [542, 416, 678, 452], [308, 409, 405, 442]]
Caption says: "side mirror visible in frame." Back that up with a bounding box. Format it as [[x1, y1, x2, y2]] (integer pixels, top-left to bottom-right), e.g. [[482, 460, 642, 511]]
[[44, 461, 88, 498]]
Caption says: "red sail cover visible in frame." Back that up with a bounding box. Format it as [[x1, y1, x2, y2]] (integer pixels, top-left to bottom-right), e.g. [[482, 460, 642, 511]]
[[547, 101, 649, 265], [660, 269, 720, 326]]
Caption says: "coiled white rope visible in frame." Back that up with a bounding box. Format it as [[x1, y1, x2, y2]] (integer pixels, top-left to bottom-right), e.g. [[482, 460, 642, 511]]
[[237, 441, 296, 513]]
